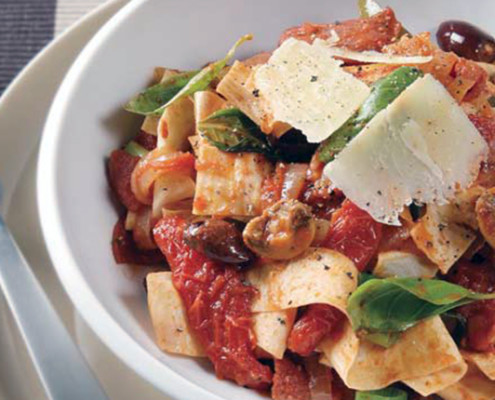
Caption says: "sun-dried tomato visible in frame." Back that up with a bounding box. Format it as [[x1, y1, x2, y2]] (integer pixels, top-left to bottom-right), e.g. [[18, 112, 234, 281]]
[[321, 200, 382, 271], [153, 216, 272, 389], [447, 260, 495, 352], [108, 150, 142, 211], [134, 130, 157, 151], [272, 358, 311, 400], [288, 304, 344, 356], [279, 8, 402, 52]]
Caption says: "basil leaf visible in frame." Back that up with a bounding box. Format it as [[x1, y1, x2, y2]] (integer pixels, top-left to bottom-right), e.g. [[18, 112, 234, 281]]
[[124, 141, 149, 158], [124, 70, 198, 115], [356, 387, 408, 400], [347, 277, 495, 345], [198, 108, 277, 157], [357, 0, 384, 18], [359, 272, 376, 286], [153, 34, 252, 115], [318, 67, 423, 163]]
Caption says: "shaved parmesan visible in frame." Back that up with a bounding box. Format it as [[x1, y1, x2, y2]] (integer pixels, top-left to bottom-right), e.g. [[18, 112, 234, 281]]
[[254, 38, 370, 143], [247, 248, 358, 315], [146, 272, 205, 357], [319, 316, 463, 391], [320, 44, 433, 65], [324, 74, 488, 225], [253, 309, 296, 359]]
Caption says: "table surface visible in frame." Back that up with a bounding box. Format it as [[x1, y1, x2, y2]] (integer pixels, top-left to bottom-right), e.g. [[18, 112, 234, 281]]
[[0, 0, 107, 95]]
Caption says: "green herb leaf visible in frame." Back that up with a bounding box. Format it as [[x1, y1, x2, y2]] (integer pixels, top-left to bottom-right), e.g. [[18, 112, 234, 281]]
[[347, 277, 495, 346], [153, 34, 253, 115], [357, 0, 384, 18], [198, 108, 277, 157], [124, 70, 198, 116], [358, 273, 376, 286], [318, 66, 423, 163], [355, 387, 408, 400], [124, 141, 149, 158]]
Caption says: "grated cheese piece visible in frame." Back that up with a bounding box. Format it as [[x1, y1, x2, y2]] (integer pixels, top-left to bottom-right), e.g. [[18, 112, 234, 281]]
[[324, 74, 488, 225], [254, 38, 370, 143]]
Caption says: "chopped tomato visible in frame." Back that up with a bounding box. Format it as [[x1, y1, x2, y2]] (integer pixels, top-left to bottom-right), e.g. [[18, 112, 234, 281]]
[[288, 304, 344, 356], [111, 217, 166, 265], [134, 130, 157, 151], [108, 150, 142, 211], [470, 115, 495, 187], [447, 260, 495, 352], [272, 358, 311, 400], [279, 8, 402, 52], [153, 216, 272, 389], [321, 200, 382, 271]]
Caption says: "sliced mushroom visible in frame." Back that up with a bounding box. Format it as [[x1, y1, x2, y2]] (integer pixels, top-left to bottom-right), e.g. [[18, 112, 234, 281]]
[[243, 199, 316, 260]]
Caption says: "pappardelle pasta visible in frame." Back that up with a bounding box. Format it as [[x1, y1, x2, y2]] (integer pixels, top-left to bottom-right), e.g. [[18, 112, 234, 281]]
[[107, 1, 495, 399]]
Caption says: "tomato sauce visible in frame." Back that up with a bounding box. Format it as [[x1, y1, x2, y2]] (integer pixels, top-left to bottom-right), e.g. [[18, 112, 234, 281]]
[[153, 216, 272, 389]]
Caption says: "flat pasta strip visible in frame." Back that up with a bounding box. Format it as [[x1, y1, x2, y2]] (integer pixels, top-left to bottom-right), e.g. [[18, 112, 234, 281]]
[[253, 309, 297, 360], [247, 248, 358, 314], [404, 361, 467, 396], [319, 316, 464, 391], [438, 362, 495, 400], [216, 61, 290, 136], [462, 351, 495, 381], [146, 272, 205, 357], [193, 142, 270, 216], [192, 90, 271, 216], [411, 204, 476, 274]]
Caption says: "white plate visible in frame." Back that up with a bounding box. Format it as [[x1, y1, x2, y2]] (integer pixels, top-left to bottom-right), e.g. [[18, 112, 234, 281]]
[[0, 1, 167, 399], [37, 1, 495, 399]]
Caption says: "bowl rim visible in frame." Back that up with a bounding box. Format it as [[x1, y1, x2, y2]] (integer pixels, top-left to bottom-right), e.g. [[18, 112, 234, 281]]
[[37, 0, 225, 398]]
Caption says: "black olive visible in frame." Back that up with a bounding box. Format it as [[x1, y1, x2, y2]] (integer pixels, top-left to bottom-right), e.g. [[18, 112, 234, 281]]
[[437, 20, 495, 63], [184, 219, 253, 264]]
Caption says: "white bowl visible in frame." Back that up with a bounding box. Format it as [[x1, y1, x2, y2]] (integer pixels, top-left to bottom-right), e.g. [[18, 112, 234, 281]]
[[37, 0, 495, 399]]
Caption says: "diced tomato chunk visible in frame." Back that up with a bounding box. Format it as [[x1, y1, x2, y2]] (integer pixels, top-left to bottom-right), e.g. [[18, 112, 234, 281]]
[[272, 358, 311, 400], [111, 217, 166, 265], [447, 260, 495, 352], [108, 150, 142, 211], [279, 8, 402, 52], [288, 304, 344, 356], [153, 216, 272, 389], [134, 130, 157, 151], [321, 200, 382, 271]]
